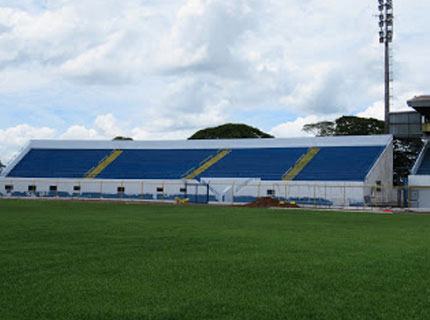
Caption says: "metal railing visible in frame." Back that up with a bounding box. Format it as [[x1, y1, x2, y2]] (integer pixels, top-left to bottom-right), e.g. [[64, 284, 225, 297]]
[[0, 178, 417, 209]]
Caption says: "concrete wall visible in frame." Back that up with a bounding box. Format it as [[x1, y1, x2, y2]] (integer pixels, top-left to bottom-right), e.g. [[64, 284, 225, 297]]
[[0, 178, 189, 200], [230, 180, 365, 206], [365, 139, 395, 205], [0, 177, 370, 207], [408, 140, 430, 208], [407, 175, 430, 208]]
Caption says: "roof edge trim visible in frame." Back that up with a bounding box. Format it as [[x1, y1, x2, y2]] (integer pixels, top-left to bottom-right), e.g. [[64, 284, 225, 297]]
[[26, 135, 393, 150]]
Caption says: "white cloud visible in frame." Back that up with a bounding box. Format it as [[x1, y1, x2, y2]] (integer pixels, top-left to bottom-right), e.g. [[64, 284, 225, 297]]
[[357, 90, 424, 120], [0, 112, 205, 163], [60, 125, 101, 140], [356, 101, 384, 120], [270, 115, 336, 138], [0, 0, 429, 162], [59, 113, 125, 141], [0, 124, 56, 163], [94, 113, 124, 138]]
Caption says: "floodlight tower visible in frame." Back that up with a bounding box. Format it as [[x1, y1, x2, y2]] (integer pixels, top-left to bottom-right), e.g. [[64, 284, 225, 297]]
[[378, 0, 394, 133]]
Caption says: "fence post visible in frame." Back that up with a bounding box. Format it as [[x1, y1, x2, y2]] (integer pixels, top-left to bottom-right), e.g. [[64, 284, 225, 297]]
[[257, 182, 261, 198], [408, 185, 411, 209], [285, 182, 287, 201], [313, 185, 316, 208], [343, 184, 346, 207]]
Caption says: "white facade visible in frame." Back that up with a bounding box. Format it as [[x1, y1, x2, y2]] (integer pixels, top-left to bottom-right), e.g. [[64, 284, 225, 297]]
[[408, 141, 430, 208]]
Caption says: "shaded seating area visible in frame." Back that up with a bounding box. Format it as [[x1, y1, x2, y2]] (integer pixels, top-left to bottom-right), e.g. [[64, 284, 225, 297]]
[[7, 149, 112, 178]]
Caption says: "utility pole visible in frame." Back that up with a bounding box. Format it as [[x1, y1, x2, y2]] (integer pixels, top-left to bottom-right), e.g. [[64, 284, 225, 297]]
[[378, 0, 393, 133]]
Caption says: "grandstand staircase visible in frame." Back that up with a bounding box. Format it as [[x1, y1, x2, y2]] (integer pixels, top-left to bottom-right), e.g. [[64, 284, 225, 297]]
[[283, 147, 320, 181], [85, 149, 123, 179], [184, 149, 231, 179]]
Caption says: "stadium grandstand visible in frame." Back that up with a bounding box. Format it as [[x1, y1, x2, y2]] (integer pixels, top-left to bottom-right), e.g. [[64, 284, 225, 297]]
[[0, 135, 393, 207]]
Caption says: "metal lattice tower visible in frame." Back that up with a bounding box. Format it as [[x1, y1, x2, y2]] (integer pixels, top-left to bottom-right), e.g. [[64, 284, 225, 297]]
[[378, 0, 394, 133]]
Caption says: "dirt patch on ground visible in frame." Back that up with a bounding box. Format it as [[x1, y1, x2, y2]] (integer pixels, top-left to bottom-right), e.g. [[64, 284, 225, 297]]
[[244, 197, 299, 208]]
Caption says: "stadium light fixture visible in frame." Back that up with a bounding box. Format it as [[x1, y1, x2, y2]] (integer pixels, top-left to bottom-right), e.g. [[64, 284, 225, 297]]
[[377, 0, 394, 133]]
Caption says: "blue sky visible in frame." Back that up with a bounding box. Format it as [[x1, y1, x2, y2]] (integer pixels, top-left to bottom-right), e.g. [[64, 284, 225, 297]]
[[0, 0, 429, 162]]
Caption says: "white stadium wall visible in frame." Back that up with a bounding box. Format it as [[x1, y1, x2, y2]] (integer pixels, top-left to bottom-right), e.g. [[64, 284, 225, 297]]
[[408, 175, 430, 209], [0, 177, 368, 207], [364, 138, 394, 205], [408, 141, 430, 209]]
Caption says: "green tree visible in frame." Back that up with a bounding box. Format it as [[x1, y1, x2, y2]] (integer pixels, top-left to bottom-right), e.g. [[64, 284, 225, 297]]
[[335, 116, 384, 136], [303, 121, 335, 137], [189, 123, 273, 140], [303, 116, 384, 137], [113, 136, 133, 141], [302, 115, 422, 185], [393, 138, 423, 185]]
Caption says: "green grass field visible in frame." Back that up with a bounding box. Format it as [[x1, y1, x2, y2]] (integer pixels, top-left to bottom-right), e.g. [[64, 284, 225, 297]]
[[1, 200, 430, 320]]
